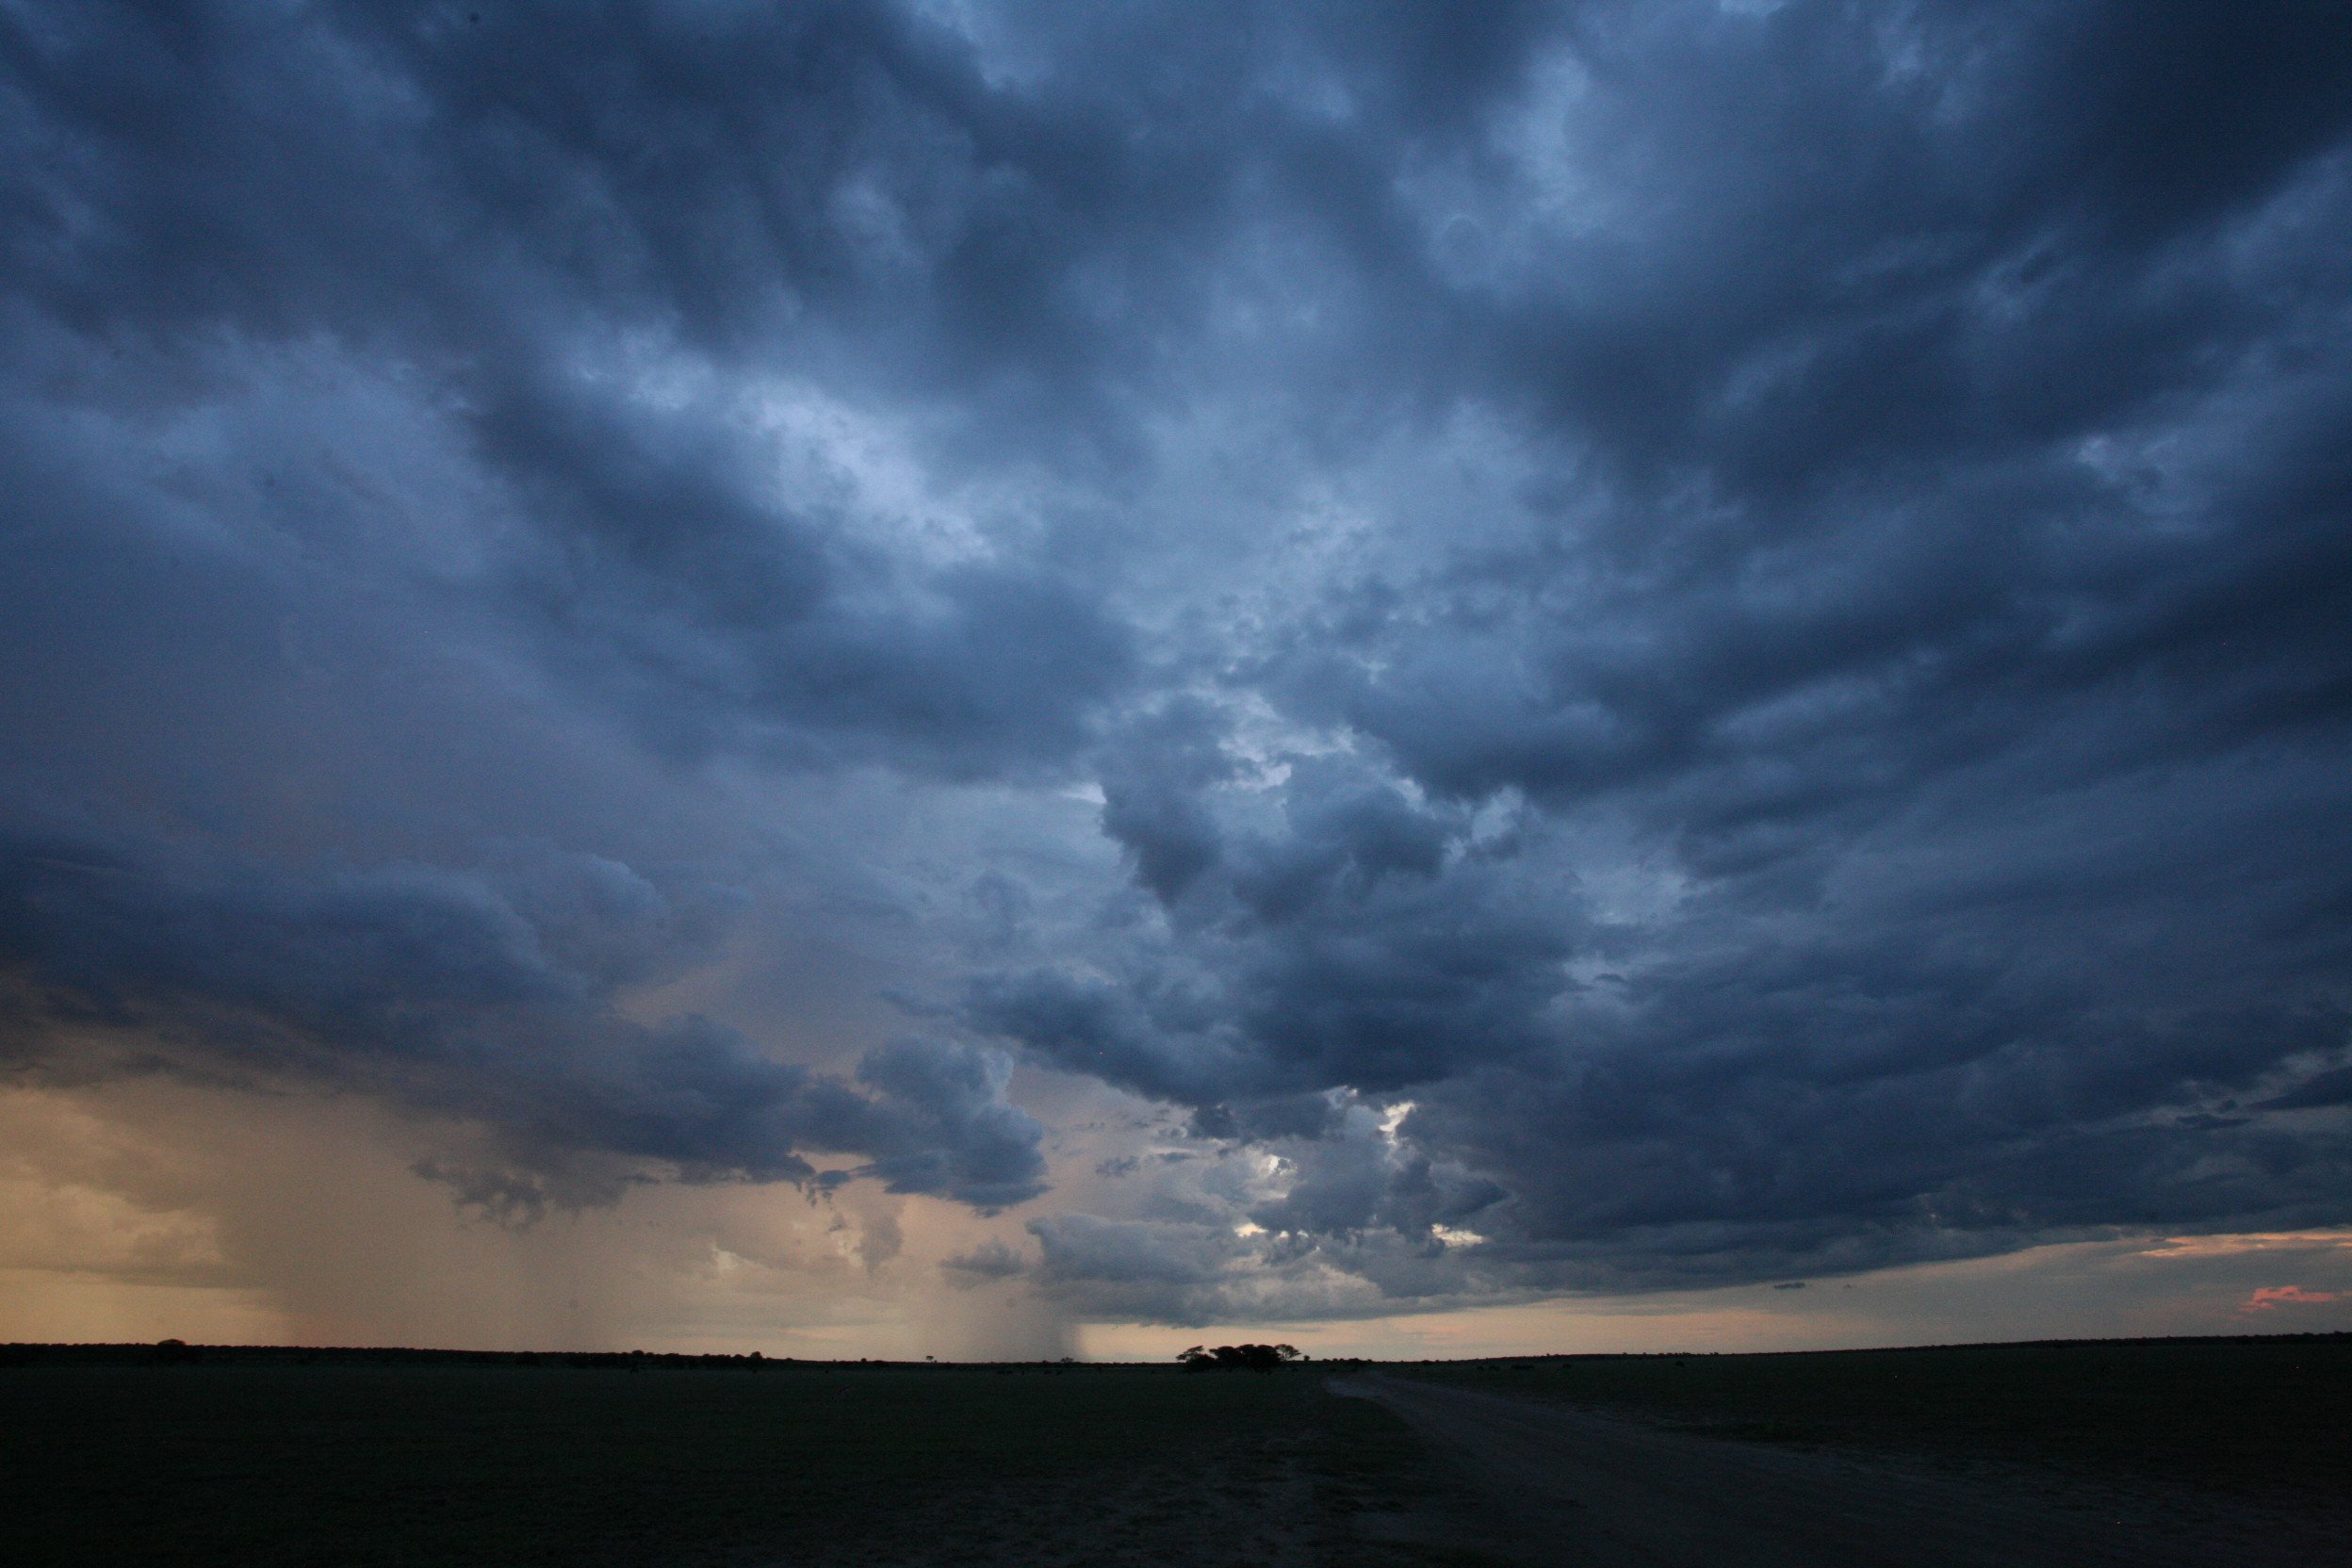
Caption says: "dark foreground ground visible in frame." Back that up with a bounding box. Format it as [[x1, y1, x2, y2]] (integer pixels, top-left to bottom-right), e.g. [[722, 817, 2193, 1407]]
[[4, 1335, 2345, 1566], [2, 1350, 1431, 1568]]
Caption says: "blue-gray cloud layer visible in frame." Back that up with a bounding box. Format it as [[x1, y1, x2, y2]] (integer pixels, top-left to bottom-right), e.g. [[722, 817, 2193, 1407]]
[[0, 815, 1046, 1209], [3, 1, 2348, 1304]]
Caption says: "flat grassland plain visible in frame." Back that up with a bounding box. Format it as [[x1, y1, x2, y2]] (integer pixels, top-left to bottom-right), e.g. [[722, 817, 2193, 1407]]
[[4, 1335, 2345, 1566]]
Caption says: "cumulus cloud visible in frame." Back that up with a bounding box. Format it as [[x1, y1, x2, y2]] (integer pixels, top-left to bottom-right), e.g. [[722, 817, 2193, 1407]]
[[3, 0, 2349, 1328]]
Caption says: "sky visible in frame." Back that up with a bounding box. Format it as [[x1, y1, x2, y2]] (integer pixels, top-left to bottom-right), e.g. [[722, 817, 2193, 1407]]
[[3, 0, 2350, 1359]]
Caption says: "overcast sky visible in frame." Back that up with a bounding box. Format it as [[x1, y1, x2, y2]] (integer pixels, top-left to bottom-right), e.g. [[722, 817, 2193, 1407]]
[[5, 0, 2350, 1355]]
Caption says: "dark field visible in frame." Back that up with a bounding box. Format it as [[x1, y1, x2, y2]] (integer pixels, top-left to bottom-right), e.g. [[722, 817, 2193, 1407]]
[[5, 1335, 2344, 1566], [1, 1350, 1454, 1568], [1397, 1333, 2352, 1506]]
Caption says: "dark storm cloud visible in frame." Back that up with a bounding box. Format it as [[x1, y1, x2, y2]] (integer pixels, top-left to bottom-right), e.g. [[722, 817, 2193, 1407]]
[[4, 0, 2351, 1303], [3, 0, 1139, 776], [0, 816, 1044, 1209], [471, 366, 1130, 773], [1029, 1214, 1237, 1289], [967, 0, 2352, 1297]]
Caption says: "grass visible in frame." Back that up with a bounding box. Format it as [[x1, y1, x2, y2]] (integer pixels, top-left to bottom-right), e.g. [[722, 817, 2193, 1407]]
[[0, 1352, 1446, 1568], [18, 1333, 2340, 1563], [1396, 1333, 2352, 1503]]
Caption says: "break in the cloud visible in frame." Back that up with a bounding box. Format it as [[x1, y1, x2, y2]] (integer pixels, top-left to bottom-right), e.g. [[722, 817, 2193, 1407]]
[[2, 0, 2349, 1340]]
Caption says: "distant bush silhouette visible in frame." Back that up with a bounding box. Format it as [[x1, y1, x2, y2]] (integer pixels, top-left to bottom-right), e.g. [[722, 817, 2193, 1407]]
[[1175, 1344, 1300, 1372]]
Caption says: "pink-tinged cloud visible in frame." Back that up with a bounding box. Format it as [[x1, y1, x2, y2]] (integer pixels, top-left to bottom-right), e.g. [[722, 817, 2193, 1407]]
[[2239, 1285, 2343, 1313]]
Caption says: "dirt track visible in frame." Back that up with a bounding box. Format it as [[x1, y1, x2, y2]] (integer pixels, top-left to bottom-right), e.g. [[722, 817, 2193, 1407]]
[[1331, 1374, 2346, 1566]]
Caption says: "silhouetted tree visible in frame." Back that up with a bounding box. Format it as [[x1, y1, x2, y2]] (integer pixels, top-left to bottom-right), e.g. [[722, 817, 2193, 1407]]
[[1176, 1343, 1301, 1372]]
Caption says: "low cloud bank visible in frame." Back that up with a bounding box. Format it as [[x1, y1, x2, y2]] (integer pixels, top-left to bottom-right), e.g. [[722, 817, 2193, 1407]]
[[1, 820, 1044, 1212]]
